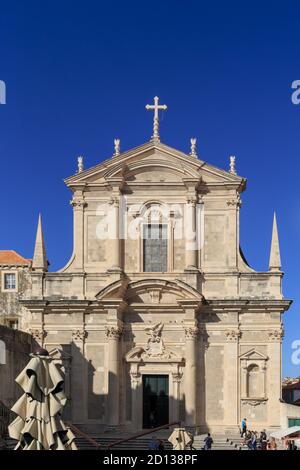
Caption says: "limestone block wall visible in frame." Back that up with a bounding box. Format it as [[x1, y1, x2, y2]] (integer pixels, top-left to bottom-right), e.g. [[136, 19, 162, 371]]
[[43, 311, 108, 425], [0, 325, 36, 408]]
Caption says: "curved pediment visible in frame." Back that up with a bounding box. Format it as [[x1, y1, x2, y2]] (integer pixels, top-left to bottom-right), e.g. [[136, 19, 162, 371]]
[[105, 156, 200, 182], [96, 277, 204, 306]]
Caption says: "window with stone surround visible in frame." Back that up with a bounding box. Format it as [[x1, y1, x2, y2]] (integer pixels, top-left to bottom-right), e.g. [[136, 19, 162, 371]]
[[1, 271, 18, 291], [143, 224, 168, 272]]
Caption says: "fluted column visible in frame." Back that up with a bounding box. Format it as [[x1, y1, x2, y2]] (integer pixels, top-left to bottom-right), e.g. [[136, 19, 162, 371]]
[[106, 325, 123, 427], [184, 325, 199, 426]]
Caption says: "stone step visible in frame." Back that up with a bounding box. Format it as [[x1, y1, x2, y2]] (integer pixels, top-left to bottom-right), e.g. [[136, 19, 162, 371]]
[[3, 432, 248, 451]]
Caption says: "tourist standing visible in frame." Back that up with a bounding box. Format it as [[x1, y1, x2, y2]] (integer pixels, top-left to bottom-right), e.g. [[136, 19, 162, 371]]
[[241, 418, 247, 437], [259, 430, 267, 450], [268, 437, 277, 450]]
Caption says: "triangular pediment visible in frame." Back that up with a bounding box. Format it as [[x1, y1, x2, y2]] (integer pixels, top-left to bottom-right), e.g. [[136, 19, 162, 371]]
[[240, 348, 268, 361], [65, 141, 245, 189]]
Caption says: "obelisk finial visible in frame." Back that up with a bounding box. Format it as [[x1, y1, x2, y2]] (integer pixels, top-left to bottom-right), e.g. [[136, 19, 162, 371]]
[[229, 155, 236, 175], [32, 214, 48, 272], [269, 212, 281, 271], [190, 138, 197, 158], [77, 156, 84, 173], [145, 96, 167, 142], [114, 138, 121, 156]]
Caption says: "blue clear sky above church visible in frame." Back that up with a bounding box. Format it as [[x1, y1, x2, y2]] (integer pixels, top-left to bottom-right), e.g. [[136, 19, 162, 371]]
[[0, 1, 299, 376]]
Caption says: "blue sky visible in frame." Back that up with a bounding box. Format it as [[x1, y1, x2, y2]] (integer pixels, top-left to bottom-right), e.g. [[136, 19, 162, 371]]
[[0, 1, 299, 376]]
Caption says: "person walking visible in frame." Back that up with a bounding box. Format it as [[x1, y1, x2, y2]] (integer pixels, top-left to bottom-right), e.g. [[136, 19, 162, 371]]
[[246, 431, 253, 450], [157, 439, 165, 451], [203, 433, 213, 450], [187, 431, 196, 450], [251, 431, 257, 450], [148, 436, 159, 450], [241, 418, 247, 437]]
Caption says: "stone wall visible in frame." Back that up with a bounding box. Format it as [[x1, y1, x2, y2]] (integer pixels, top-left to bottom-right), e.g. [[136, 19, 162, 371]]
[[0, 325, 37, 408], [0, 266, 32, 330]]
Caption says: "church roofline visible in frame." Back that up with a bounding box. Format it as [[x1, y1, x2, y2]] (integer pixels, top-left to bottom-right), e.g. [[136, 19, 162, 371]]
[[64, 140, 246, 190]]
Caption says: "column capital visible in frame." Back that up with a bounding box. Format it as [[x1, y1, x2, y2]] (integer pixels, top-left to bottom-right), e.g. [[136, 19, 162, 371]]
[[184, 325, 199, 340], [109, 195, 120, 207], [226, 195, 242, 208], [186, 195, 197, 205], [70, 198, 87, 210], [268, 327, 284, 342], [172, 372, 183, 383], [225, 329, 241, 342], [105, 325, 124, 340], [29, 328, 46, 343], [72, 329, 87, 342], [130, 371, 142, 386]]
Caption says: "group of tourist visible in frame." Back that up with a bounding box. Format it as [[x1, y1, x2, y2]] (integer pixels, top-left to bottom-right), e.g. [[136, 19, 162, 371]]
[[148, 420, 298, 451], [240, 429, 268, 450], [241, 418, 272, 450], [240, 418, 297, 450]]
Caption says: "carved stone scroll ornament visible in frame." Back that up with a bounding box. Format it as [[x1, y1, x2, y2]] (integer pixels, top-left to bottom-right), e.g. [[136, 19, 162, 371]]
[[242, 399, 267, 407], [105, 325, 123, 340]]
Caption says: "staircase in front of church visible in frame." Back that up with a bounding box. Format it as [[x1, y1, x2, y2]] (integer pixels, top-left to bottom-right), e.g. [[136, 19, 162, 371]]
[[72, 432, 247, 451], [2, 432, 248, 451]]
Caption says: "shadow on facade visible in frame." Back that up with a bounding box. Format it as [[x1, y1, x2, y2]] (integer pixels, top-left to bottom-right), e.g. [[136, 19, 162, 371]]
[[50, 339, 211, 434], [0, 326, 38, 409]]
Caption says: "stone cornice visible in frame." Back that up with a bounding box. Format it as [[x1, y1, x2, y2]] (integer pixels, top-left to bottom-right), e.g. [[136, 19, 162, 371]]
[[205, 299, 291, 310]]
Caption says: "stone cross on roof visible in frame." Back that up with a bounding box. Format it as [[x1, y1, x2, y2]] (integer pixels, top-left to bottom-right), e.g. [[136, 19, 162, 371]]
[[145, 96, 167, 142]]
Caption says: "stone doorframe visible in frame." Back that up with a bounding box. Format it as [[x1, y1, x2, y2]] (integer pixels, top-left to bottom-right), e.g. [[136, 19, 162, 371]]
[[126, 348, 184, 431]]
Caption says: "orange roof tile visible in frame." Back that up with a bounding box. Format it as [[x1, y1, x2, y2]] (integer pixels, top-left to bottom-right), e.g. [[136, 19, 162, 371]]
[[0, 250, 31, 266]]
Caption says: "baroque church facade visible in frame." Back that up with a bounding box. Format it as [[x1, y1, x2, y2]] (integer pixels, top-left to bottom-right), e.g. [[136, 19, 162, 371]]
[[22, 98, 291, 434]]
